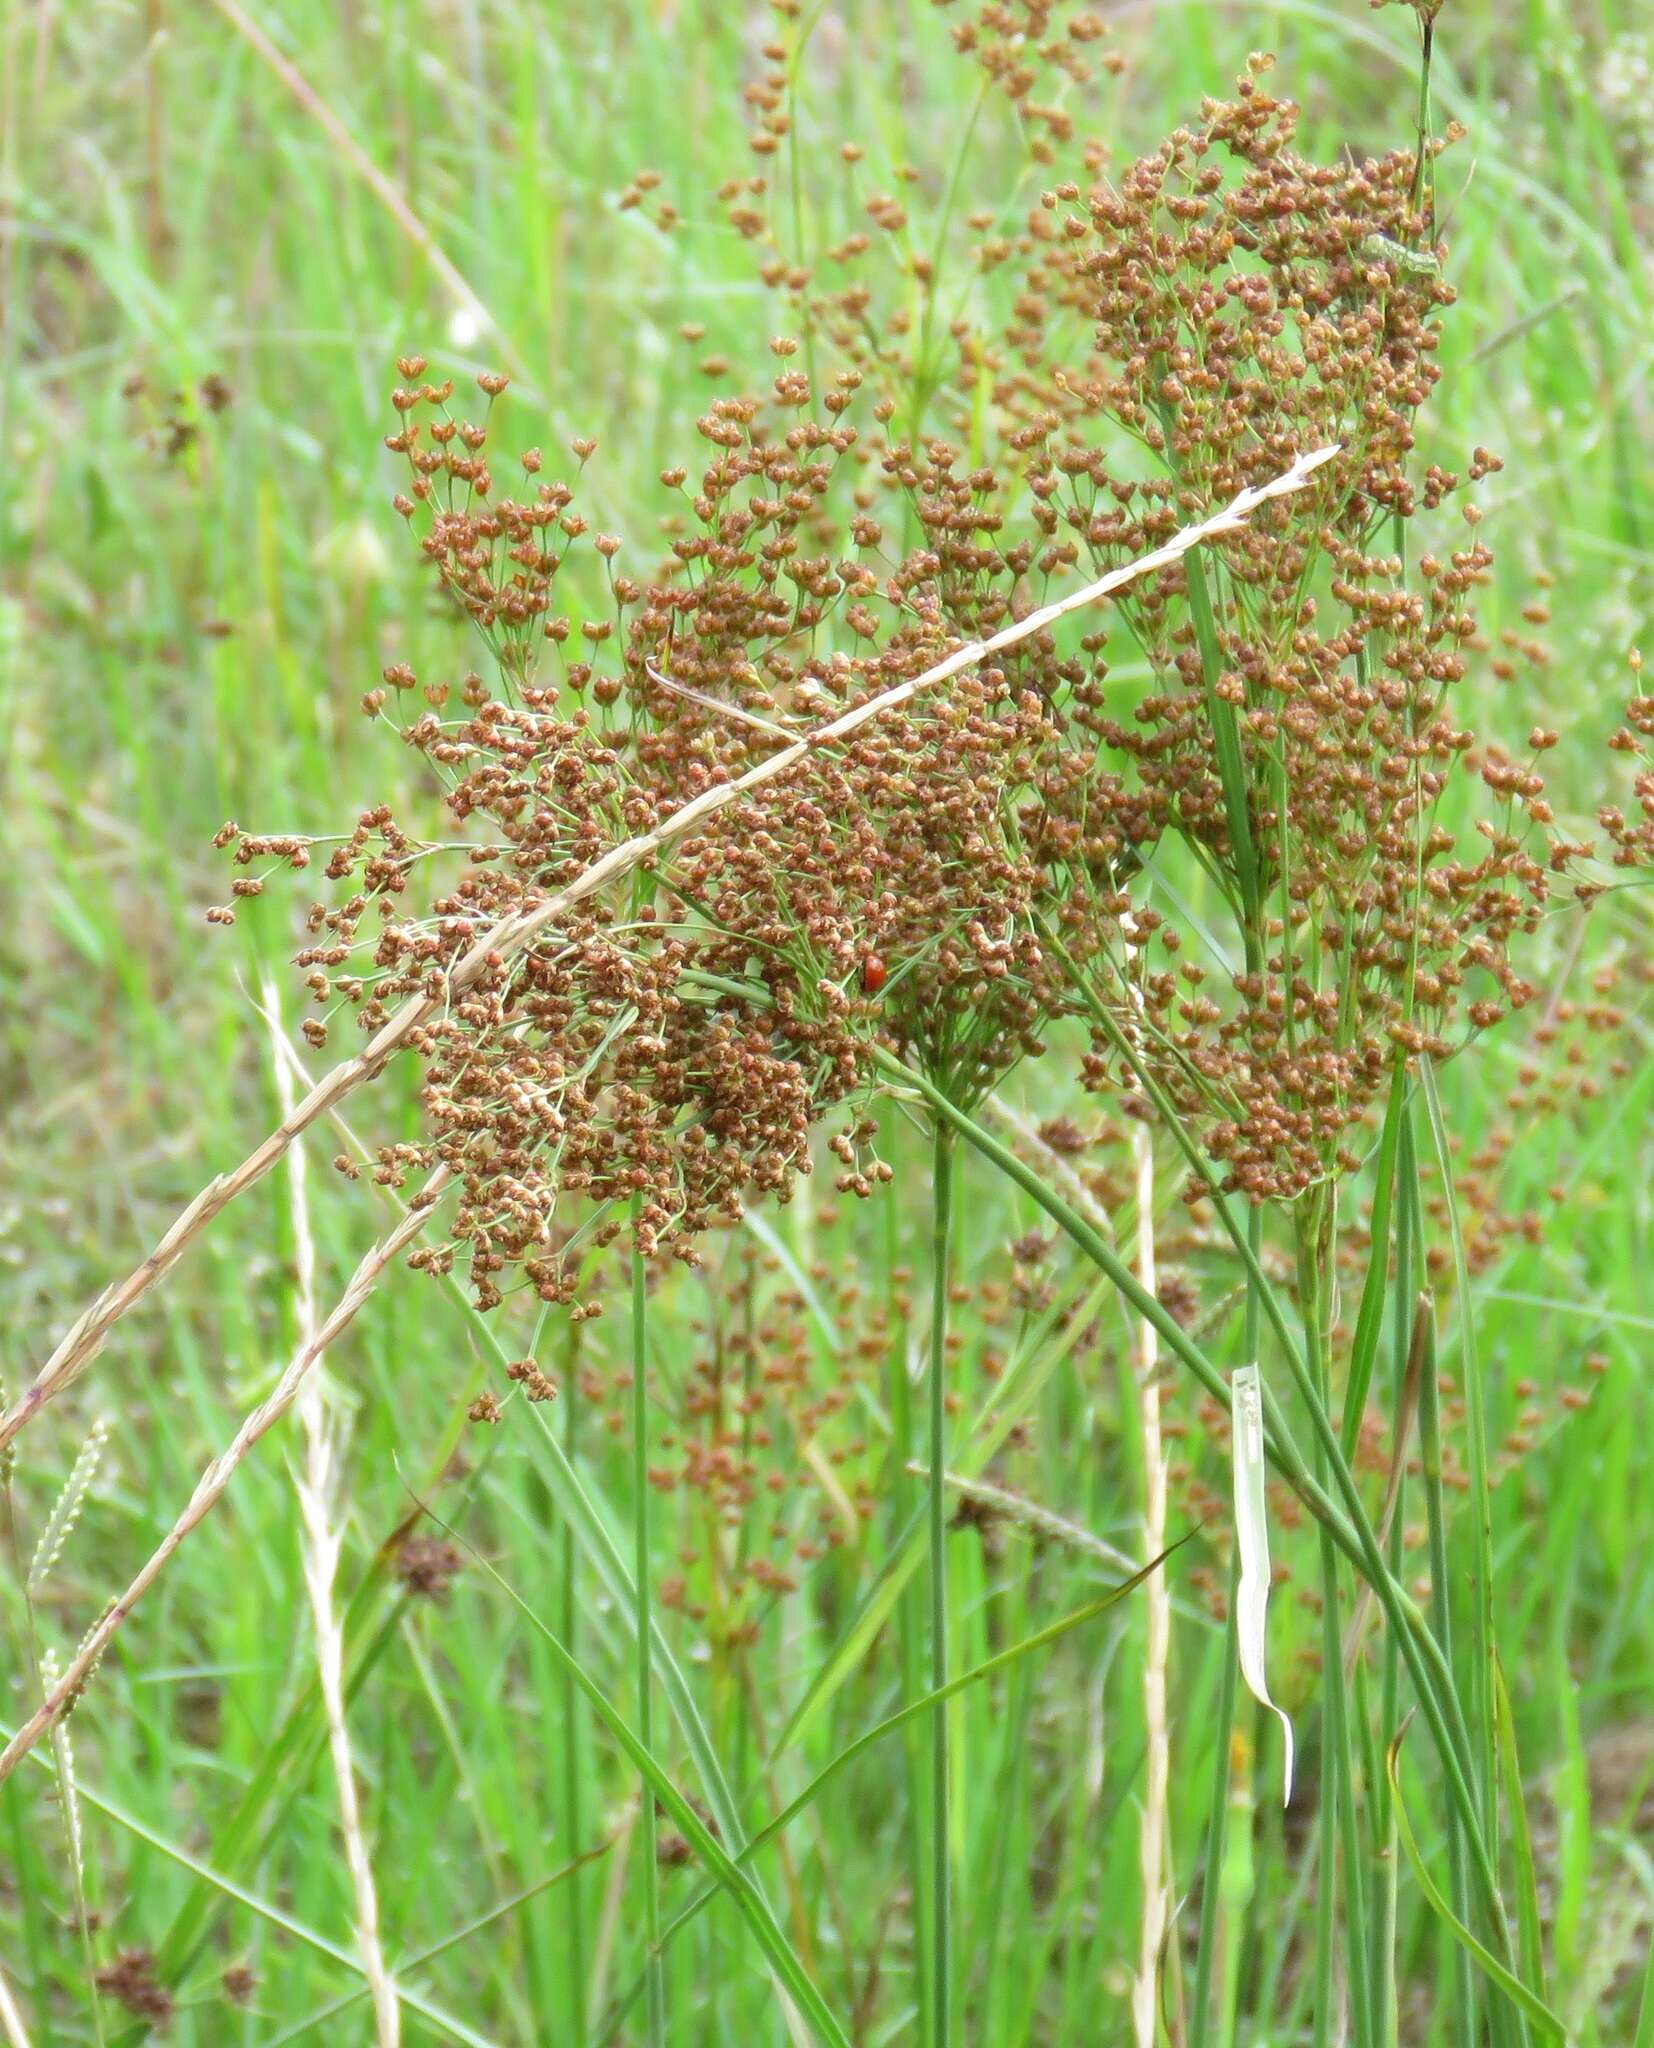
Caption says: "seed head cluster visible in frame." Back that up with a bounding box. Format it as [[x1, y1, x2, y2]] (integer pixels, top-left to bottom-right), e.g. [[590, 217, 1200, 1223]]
[[217, 46, 1634, 1316]]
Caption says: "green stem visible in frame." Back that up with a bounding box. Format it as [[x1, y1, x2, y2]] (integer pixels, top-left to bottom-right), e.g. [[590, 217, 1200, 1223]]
[[879, 1098, 932, 2039], [562, 1323, 588, 2047], [1191, 1195, 1262, 2048], [1407, 1130, 1478, 2048], [1183, 545, 1259, 926], [1189, 1551, 1242, 2048], [1298, 1204, 1373, 2048], [1375, 1163, 1415, 2048], [877, 1049, 1505, 1942], [928, 1117, 956, 2048], [1419, 1062, 1498, 1843], [1028, 926, 1496, 1849], [633, 1206, 666, 2048]]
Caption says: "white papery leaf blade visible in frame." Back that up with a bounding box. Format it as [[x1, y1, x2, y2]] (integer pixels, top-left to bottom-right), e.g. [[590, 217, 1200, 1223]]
[[1232, 1364, 1294, 1805]]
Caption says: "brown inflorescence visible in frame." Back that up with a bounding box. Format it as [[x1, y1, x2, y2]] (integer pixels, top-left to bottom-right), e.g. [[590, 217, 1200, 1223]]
[[221, 52, 1633, 1322]]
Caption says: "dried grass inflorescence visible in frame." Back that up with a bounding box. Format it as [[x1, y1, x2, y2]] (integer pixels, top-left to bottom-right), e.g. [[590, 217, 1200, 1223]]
[[220, 48, 1622, 1318]]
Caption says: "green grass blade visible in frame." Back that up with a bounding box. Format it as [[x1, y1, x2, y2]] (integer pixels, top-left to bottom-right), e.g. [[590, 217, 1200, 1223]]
[[1492, 1656, 1549, 2008], [595, 1534, 1194, 2039], [419, 1497, 851, 2048], [1387, 1727, 1567, 2043]]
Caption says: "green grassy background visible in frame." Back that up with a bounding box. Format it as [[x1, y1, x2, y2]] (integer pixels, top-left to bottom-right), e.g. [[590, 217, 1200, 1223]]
[[2, 0, 1651, 2040]]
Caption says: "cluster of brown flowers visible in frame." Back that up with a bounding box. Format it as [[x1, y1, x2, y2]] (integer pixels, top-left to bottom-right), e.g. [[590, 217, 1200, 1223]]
[[1600, 652, 1654, 871], [219, 37, 1635, 1315], [94, 1948, 174, 2027], [976, 65, 1588, 1201]]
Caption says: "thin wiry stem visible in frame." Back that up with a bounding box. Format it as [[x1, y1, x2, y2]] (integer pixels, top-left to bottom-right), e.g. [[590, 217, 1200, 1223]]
[[0, 444, 1338, 1461], [0, 1169, 450, 1787], [878, 1049, 1510, 1942], [561, 1318, 589, 2046], [266, 985, 399, 2048], [0, 1960, 28, 2048], [1130, 1119, 1171, 2048], [1189, 1551, 1242, 2048], [633, 1207, 666, 2048], [927, 1119, 956, 2048]]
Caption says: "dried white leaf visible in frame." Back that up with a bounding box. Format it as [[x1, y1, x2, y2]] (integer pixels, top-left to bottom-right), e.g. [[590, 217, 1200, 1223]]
[[1232, 1363, 1294, 1805]]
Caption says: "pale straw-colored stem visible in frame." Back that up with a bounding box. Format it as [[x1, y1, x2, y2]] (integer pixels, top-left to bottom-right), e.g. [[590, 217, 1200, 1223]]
[[267, 987, 400, 2048], [0, 1169, 449, 1787], [987, 1095, 1174, 2029], [1130, 1118, 1171, 2048], [0, 1958, 31, 2048], [902, 1462, 1139, 1577], [203, 0, 511, 376], [0, 444, 1337, 1459]]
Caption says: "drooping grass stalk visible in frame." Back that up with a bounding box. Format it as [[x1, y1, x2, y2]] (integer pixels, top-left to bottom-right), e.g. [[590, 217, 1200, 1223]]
[[632, 1203, 666, 2048], [0, 1169, 453, 1786], [926, 1118, 956, 2048], [1030, 923, 1491, 1812], [1019, 935, 1507, 1887]]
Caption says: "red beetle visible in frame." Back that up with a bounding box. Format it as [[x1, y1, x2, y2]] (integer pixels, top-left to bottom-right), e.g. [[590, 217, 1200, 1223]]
[[860, 954, 888, 996]]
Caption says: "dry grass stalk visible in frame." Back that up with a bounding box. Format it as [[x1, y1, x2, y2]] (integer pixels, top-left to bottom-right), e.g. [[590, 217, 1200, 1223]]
[[1130, 1118, 1171, 2048], [0, 1168, 450, 1788], [203, 0, 510, 375], [0, 1960, 30, 2048], [267, 985, 400, 2048], [0, 444, 1336, 1461], [902, 1463, 1139, 1577]]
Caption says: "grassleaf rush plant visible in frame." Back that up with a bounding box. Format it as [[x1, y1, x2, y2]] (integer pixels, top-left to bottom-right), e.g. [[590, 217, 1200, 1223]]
[[8, 4, 1654, 2042]]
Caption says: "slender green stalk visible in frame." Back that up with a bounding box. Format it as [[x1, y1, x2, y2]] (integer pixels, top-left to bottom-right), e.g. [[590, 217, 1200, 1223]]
[[633, 1206, 666, 2048], [1374, 1164, 1416, 2048], [1191, 1194, 1261, 2048], [1183, 544, 1259, 923], [597, 1541, 1192, 2034], [880, 1100, 932, 2041], [562, 1320, 589, 2047], [1419, 1062, 1499, 1842], [1298, 1202, 1373, 2048], [1404, 1111, 1478, 2048], [428, 1516, 852, 2048], [927, 1118, 956, 2048], [879, 1049, 1508, 1942], [1024, 938, 1489, 1789], [1344, 1063, 1409, 1460], [1189, 1551, 1241, 2048]]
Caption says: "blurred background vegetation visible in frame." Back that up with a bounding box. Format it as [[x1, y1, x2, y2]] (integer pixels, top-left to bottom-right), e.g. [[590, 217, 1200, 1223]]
[[1, 1, 1650, 2040]]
